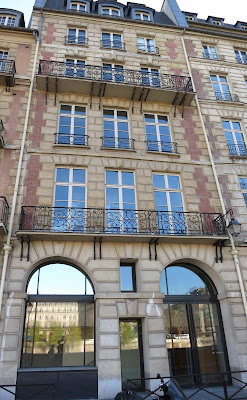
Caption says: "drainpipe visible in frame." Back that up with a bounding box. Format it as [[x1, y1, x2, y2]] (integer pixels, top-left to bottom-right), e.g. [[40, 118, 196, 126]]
[[180, 29, 247, 319], [0, 11, 43, 320]]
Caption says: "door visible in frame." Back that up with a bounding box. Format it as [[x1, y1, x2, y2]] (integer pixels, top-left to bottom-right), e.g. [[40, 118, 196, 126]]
[[164, 301, 228, 385], [120, 320, 144, 389]]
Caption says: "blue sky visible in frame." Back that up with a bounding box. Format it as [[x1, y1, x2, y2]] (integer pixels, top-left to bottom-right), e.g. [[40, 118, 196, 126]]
[[3, 0, 247, 25]]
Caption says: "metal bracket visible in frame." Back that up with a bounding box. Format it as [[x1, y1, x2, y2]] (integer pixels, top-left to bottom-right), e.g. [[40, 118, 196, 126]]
[[139, 88, 145, 114], [172, 92, 179, 118], [94, 237, 102, 260], [20, 236, 31, 261], [54, 77, 58, 106], [144, 88, 150, 102], [180, 94, 186, 118], [5, 76, 11, 92], [98, 83, 106, 110], [148, 238, 159, 261], [89, 82, 94, 109], [131, 87, 136, 113], [213, 240, 226, 263], [45, 76, 48, 105]]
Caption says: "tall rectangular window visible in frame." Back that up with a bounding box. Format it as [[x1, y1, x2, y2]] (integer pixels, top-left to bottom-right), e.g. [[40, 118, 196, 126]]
[[102, 63, 124, 83], [57, 105, 87, 145], [0, 51, 8, 72], [153, 174, 184, 234], [101, 32, 123, 49], [137, 37, 156, 53], [145, 114, 174, 153], [67, 28, 86, 45], [141, 67, 160, 87], [203, 45, 218, 60], [235, 50, 247, 64], [239, 178, 247, 206], [103, 109, 130, 149], [210, 75, 231, 101], [120, 264, 136, 292], [54, 167, 86, 231], [105, 170, 136, 233], [222, 120, 246, 156]]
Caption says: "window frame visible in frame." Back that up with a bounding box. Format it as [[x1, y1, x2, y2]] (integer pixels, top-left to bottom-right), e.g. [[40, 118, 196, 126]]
[[137, 37, 156, 54], [70, 1, 87, 12], [101, 32, 123, 49], [0, 15, 16, 26], [102, 62, 124, 83], [153, 174, 184, 213], [67, 28, 87, 45], [203, 45, 218, 60], [210, 74, 231, 100], [120, 263, 136, 292], [234, 49, 247, 64], [0, 50, 8, 72], [134, 11, 150, 21], [57, 104, 87, 145], [145, 113, 173, 153], [239, 178, 247, 206], [101, 7, 120, 16], [103, 108, 130, 149], [222, 120, 246, 156]]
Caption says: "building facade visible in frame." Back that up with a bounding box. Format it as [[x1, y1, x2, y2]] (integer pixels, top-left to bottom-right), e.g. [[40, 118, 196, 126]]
[[0, 0, 246, 398]]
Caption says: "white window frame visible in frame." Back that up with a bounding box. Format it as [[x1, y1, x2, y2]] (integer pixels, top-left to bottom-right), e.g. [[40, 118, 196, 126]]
[[234, 49, 247, 64], [0, 50, 8, 72], [102, 62, 124, 82], [54, 167, 87, 209], [203, 45, 218, 60], [67, 28, 87, 45], [137, 37, 155, 53], [70, 2, 87, 12], [0, 15, 16, 26], [101, 32, 123, 49], [134, 11, 150, 21], [222, 120, 245, 151], [239, 178, 247, 206], [210, 74, 231, 99], [101, 7, 120, 16], [145, 114, 173, 152], [103, 109, 130, 148], [57, 104, 87, 145]]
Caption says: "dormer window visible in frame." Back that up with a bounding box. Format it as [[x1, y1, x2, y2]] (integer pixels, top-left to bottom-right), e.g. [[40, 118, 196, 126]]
[[185, 15, 194, 21], [0, 15, 16, 26], [101, 7, 120, 17], [212, 19, 221, 25], [134, 11, 150, 21], [242, 24, 247, 30], [70, 2, 87, 12]]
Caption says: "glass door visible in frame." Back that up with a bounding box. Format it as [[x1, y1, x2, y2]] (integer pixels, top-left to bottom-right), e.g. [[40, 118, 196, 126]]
[[120, 320, 144, 389]]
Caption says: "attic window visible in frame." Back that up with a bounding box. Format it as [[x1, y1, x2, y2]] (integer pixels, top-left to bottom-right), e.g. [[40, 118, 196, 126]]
[[0, 15, 16, 26], [135, 11, 150, 21], [101, 7, 120, 16], [241, 24, 247, 30], [70, 2, 87, 12], [212, 19, 221, 25], [185, 15, 194, 21]]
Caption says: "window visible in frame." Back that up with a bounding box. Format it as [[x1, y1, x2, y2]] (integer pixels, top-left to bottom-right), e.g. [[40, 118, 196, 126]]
[[65, 59, 85, 78], [141, 67, 160, 87], [102, 63, 124, 83], [239, 178, 247, 206], [153, 174, 184, 234], [241, 24, 247, 31], [70, 2, 87, 12], [0, 51, 8, 72], [105, 170, 136, 233], [222, 120, 246, 156], [120, 264, 136, 292], [235, 50, 247, 64], [0, 15, 16, 26], [203, 45, 219, 60], [185, 15, 194, 21], [54, 167, 86, 231], [145, 114, 174, 153], [101, 32, 123, 49], [137, 37, 156, 54], [101, 7, 120, 16], [57, 105, 87, 146], [103, 109, 130, 149], [212, 19, 221, 25], [67, 28, 87, 45], [134, 11, 150, 21], [210, 75, 232, 101], [21, 263, 94, 369]]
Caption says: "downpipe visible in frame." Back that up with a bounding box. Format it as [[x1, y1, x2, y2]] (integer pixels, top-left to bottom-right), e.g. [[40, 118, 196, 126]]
[[180, 29, 247, 319]]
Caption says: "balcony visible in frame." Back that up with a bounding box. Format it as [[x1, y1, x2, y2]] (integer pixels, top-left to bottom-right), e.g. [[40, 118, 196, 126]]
[[203, 54, 225, 61], [100, 40, 125, 50], [65, 35, 88, 46], [37, 61, 195, 106], [146, 141, 178, 154], [215, 91, 239, 102], [0, 60, 16, 87], [0, 196, 9, 234], [0, 120, 4, 148], [101, 137, 135, 150], [17, 206, 227, 244], [55, 133, 89, 146], [228, 143, 247, 158]]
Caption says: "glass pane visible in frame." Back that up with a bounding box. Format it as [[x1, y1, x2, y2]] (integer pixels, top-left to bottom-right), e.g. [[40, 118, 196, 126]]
[[27, 264, 93, 295], [21, 301, 94, 368], [164, 266, 212, 295], [56, 168, 69, 182], [122, 172, 134, 186], [55, 186, 68, 201], [153, 174, 165, 189], [168, 176, 180, 189], [73, 169, 85, 183], [106, 170, 118, 185], [120, 266, 134, 291], [120, 321, 142, 387]]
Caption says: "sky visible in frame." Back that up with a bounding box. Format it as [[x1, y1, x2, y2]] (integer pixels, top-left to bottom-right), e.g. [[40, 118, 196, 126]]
[[2, 0, 247, 26]]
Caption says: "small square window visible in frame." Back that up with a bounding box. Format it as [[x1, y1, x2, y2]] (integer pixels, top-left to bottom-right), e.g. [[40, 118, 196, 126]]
[[120, 264, 136, 292]]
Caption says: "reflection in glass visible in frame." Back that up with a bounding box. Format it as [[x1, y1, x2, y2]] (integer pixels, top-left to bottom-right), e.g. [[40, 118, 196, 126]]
[[120, 321, 142, 387], [21, 302, 94, 368]]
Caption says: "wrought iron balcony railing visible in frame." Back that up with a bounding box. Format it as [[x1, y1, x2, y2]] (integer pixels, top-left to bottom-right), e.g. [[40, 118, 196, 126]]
[[227, 143, 247, 157], [102, 137, 135, 150], [137, 44, 159, 54], [0, 119, 3, 132], [19, 206, 227, 237], [146, 141, 178, 154], [101, 40, 125, 50], [203, 53, 225, 61], [65, 35, 88, 45], [55, 133, 88, 146], [215, 91, 239, 102], [235, 57, 247, 64], [38, 61, 193, 93], [0, 60, 16, 75], [0, 196, 9, 230]]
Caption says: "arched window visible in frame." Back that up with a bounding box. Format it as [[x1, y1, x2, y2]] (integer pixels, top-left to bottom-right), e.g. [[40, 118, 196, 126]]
[[21, 263, 94, 369], [162, 264, 229, 385]]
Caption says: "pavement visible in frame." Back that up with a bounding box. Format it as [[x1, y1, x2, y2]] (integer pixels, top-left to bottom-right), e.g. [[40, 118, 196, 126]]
[[183, 386, 247, 399]]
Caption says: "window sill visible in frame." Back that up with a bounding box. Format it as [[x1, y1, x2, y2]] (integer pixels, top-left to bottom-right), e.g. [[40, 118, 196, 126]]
[[147, 150, 180, 157], [137, 50, 160, 56], [101, 146, 136, 152], [54, 144, 90, 149], [229, 154, 247, 159], [100, 46, 126, 52], [64, 42, 88, 47], [215, 99, 242, 105]]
